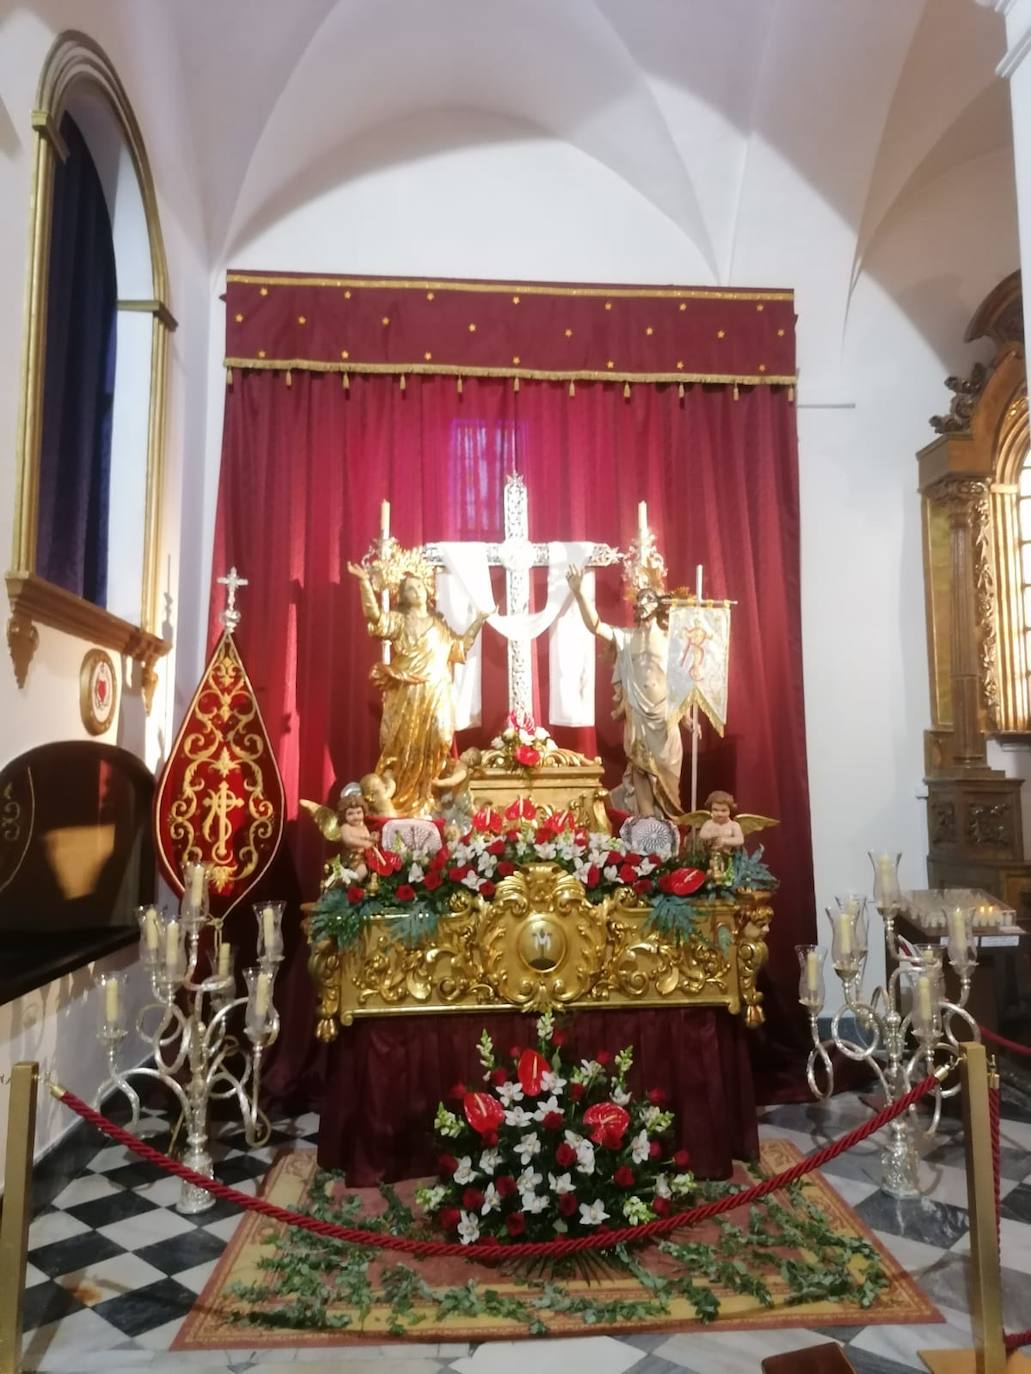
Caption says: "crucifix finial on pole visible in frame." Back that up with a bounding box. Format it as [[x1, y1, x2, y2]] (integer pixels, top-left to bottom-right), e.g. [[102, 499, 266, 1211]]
[[217, 567, 249, 633]]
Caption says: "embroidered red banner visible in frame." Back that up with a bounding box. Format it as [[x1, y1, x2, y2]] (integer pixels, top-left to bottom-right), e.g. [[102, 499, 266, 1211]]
[[154, 631, 284, 918], [224, 271, 795, 387]]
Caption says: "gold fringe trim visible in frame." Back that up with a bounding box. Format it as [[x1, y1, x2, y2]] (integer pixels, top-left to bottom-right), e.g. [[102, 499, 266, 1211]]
[[227, 271, 794, 304], [222, 357, 796, 389]]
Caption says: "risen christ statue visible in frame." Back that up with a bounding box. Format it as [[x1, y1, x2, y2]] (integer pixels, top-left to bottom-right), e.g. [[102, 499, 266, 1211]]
[[567, 567, 684, 821], [348, 562, 493, 816]]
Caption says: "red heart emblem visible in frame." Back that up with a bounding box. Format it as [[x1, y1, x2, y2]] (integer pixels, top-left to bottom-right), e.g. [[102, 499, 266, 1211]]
[[463, 1091, 505, 1136], [96, 674, 108, 704]]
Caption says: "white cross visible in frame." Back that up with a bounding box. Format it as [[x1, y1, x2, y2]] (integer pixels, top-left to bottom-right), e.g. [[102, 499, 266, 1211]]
[[217, 566, 249, 633], [424, 474, 620, 717]]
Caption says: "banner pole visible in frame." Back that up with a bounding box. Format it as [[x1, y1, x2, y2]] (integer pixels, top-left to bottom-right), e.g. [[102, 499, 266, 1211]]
[[690, 563, 702, 813]]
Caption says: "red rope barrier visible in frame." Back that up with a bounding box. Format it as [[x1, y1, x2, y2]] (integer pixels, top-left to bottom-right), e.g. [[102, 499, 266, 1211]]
[[978, 1025, 1031, 1059], [989, 1082, 1002, 1255], [1006, 1329, 1031, 1352], [53, 1074, 939, 1262]]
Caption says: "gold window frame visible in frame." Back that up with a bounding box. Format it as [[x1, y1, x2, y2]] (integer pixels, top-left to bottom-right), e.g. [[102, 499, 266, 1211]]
[[6, 31, 174, 709]]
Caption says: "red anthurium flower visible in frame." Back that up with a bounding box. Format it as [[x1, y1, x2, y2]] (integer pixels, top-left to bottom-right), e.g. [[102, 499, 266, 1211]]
[[667, 867, 706, 897], [517, 1048, 549, 1097], [557, 1192, 577, 1216], [496, 1175, 517, 1198], [504, 799, 524, 821], [367, 849, 393, 877], [519, 798, 537, 819], [439, 1207, 461, 1232], [463, 1091, 505, 1136], [652, 1197, 670, 1217], [673, 1149, 691, 1169], [346, 885, 365, 904], [462, 1187, 485, 1211], [395, 884, 416, 902], [583, 1101, 630, 1149], [555, 1142, 576, 1167], [506, 1212, 527, 1236], [614, 1165, 635, 1189]]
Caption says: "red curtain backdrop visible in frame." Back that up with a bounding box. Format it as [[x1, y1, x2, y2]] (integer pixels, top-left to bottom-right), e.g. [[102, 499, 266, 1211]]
[[210, 364, 815, 1108]]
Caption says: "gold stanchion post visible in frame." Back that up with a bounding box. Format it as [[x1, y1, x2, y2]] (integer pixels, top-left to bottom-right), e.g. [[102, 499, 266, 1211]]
[[0, 1062, 39, 1374], [921, 1042, 1030, 1373]]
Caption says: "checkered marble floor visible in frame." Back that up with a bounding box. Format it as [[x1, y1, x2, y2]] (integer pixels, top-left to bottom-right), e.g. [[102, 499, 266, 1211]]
[[17, 1083, 1031, 1374]]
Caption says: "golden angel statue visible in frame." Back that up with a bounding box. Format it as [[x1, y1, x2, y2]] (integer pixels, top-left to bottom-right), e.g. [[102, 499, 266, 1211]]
[[300, 781, 374, 879], [567, 564, 683, 821], [348, 551, 494, 816], [683, 789, 778, 852]]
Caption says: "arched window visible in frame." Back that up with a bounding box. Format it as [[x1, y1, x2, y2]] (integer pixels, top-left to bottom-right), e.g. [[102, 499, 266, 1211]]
[[7, 32, 174, 710]]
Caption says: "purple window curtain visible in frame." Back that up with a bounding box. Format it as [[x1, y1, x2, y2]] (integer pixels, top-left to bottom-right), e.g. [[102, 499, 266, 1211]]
[[35, 113, 116, 606]]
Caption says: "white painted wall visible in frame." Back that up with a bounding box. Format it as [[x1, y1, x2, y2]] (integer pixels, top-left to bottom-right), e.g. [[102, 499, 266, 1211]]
[[0, 2, 208, 1154]]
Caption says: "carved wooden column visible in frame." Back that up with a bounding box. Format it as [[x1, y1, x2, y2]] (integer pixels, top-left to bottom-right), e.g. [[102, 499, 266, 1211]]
[[943, 480, 990, 769]]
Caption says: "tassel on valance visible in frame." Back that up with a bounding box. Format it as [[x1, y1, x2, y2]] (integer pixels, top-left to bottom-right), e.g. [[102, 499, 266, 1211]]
[[513, 376, 520, 393], [225, 367, 233, 387], [569, 380, 575, 398], [342, 373, 350, 391], [733, 383, 739, 401], [285, 369, 293, 388], [457, 377, 463, 395], [399, 375, 406, 392], [623, 382, 631, 400]]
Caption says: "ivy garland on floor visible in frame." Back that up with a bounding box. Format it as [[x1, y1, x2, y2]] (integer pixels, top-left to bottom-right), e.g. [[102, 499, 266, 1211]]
[[226, 1165, 888, 1337]]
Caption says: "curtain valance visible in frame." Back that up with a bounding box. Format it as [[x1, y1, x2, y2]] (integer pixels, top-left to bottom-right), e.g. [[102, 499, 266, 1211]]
[[224, 271, 795, 388]]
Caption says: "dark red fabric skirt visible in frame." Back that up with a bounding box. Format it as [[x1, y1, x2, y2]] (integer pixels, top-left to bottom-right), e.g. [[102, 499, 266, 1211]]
[[316, 1007, 759, 1185]]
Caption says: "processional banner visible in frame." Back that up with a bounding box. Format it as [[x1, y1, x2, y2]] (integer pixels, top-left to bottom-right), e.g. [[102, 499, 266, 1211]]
[[666, 602, 732, 737]]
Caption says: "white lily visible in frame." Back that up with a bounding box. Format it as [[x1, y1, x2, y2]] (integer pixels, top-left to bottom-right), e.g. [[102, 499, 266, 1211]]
[[496, 1081, 524, 1106], [533, 1095, 561, 1122], [453, 1156, 478, 1185], [548, 1171, 575, 1195], [479, 1147, 501, 1175], [458, 1211, 481, 1245], [575, 1140, 596, 1174], [534, 842, 558, 859], [654, 1173, 671, 1200], [611, 1085, 631, 1106], [523, 1193, 549, 1214], [461, 871, 482, 890], [481, 1183, 501, 1215], [579, 1199, 609, 1226], [407, 862, 425, 884], [630, 1129, 651, 1165], [541, 1069, 567, 1094], [516, 1131, 541, 1164], [505, 1106, 533, 1128], [518, 1165, 543, 1193]]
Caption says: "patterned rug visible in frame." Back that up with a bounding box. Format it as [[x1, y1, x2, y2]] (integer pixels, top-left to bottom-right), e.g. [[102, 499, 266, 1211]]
[[174, 1140, 941, 1349]]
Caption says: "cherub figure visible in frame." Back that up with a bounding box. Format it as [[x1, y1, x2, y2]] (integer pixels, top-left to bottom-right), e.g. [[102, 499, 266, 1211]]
[[683, 790, 778, 853], [300, 781, 374, 879], [360, 770, 397, 818]]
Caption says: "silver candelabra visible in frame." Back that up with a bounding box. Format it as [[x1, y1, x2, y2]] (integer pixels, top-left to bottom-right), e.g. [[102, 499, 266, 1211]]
[[94, 865, 283, 1213], [800, 852, 979, 1198]]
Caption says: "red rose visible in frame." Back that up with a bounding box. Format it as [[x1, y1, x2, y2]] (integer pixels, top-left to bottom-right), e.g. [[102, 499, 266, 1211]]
[[346, 885, 365, 905], [480, 881, 496, 899], [423, 871, 443, 891], [395, 884, 416, 902], [595, 1051, 612, 1067], [568, 1083, 585, 1101], [585, 865, 600, 889], [614, 1165, 635, 1189], [606, 851, 623, 868], [647, 1089, 668, 1107], [448, 865, 470, 882], [439, 1207, 461, 1232], [541, 1111, 564, 1131], [508, 1045, 525, 1061], [487, 839, 506, 856], [462, 1187, 485, 1211], [551, 1028, 567, 1047], [430, 847, 450, 871], [673, 1149, 691, 1169], [448, 1082, 467, 1102], [557, 1192, 577, 1216], [555, 1142, 576, 1167], [652, 1197, 670, 1217], [483, 1130, 499, 1146], [490, 1067, 509, 1086], [633, 878, 654, 896], [618, 863, 637, 884], [649, 1141, 662, 1159], [497, 861, 515, 877], [506, 1212, 527, 1236], [463, 1091, 505, 1136], [517, 1048, 549, 1097], [496, 1175, 517, 1198], [438, 1153, 458, 1177]]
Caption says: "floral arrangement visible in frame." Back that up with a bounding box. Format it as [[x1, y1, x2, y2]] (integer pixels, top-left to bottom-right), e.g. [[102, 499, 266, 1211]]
[[310, 796, 775, 951], [415, 1013, 695, 1245], [487, 710, 558, 772]]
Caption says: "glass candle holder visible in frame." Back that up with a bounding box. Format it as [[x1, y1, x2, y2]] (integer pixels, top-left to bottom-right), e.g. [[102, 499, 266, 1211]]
[[826, 905, 861, 974], [254, 901, 285, 965], [162, 915, 186, 985], [136, 903, 164, 971], [209, 939, 236, 994], [869, 851, 902, 911], [181, 860, 210, 928], [907, 958, 943, 1042], [945, 905, 977, 974], [796, 944, 826, 1012], [95, 971, 126, 1036], [243, 965, 273, 1039]]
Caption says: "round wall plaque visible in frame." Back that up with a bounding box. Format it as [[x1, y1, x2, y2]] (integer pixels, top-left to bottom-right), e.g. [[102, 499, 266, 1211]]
[[79, 648, 117, 735]]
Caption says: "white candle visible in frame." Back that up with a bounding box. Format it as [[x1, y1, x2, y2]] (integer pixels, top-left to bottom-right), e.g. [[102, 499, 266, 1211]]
[[948, 907, 968, 952], [262, 905, 276, 951], [380, 499, 390, 538], [637, 500, 648, 544], [144, 907, 159, 953], [189, 864, 204, 907], [915, 973, 934, 1027], [835, 911, 854, 959], [255, 971, 271, 1016], [166, 919, 180, 972], [218, 942, 232, 979], [104, 979, 119, 1025], [877, 854, 894, 882], [805, 949, 821, 998]]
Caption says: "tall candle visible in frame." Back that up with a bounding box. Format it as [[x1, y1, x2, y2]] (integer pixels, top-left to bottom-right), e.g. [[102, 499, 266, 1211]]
[[255, 971, 271, 1016], [144, 907, 159, 953], [805, 949, 821, 999], [262, 905, 276, 952], [104, 978, 119, 1025], [218, 942, 232, 979], [380, 499, 390, 538], [637, 500, 648, 545], [165, 919, 180, 972], [915, 973, 934, 1028], [835, 911, 854, 959], [189, 864, 204, 907], [948, 907, 968, 952]]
